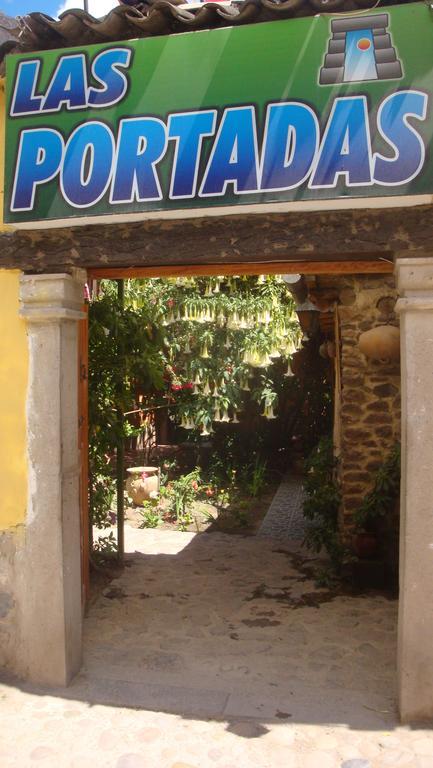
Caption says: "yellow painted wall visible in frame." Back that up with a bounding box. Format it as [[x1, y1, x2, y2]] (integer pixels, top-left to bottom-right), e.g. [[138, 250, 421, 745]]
[[0, 271, 28, 529]]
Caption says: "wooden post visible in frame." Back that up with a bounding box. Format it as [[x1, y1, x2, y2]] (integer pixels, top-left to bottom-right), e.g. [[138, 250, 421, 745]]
[[116, 279, 125, 563]]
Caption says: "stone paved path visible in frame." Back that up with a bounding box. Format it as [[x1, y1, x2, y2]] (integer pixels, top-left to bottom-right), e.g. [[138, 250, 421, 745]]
[[1, 527, 432, 768], [258, 474, 306, 540]]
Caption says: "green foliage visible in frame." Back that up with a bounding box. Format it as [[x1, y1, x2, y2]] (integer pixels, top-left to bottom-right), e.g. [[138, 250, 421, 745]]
[[88, 292, 165, 537], [240, 456, 268, 498], [353, 443, 400, 531], [303, 437, 344, 572], [93, 532, 117, 557], [87, 275, 317, 549], [139, 500, 162, 529], [161, 468, 202, 530], [102, 275, 300, 435]]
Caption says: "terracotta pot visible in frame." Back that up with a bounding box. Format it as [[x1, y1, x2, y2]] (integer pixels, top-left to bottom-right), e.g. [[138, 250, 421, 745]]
[[352, 531, 379, 559], [358, 325, 400, 363], [126, 466, 160, 505]]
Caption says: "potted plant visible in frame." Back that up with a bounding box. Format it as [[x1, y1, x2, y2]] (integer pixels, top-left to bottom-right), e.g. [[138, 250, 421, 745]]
[[352, 444, 400, 559]]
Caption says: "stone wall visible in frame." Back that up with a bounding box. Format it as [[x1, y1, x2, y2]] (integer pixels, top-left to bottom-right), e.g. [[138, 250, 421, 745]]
[[335, 275, 401, 537]]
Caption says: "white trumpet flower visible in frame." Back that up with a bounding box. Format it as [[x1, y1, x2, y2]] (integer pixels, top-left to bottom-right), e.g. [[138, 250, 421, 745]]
[[284, 360, 294, 377], [262, 404, 277, 419]]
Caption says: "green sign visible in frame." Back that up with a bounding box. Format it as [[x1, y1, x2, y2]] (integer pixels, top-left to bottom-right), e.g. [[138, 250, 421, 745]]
[[4, 1, 433, 228]]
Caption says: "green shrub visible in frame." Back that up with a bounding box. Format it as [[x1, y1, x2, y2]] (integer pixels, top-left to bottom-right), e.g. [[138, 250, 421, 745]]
[[303, 437, 344, 573]]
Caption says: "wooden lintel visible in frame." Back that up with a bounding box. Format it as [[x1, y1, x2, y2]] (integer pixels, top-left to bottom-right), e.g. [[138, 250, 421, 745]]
[[88, 260, 394, 280]]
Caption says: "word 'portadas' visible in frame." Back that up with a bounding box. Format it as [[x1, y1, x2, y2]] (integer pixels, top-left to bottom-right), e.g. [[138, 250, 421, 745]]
[[11, 92, 427, 212]]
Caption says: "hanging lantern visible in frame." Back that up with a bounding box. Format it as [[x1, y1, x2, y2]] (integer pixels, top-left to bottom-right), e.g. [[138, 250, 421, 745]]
[[221, 410, 230, 423], [201, 344, 210, 358], [200, 424, 210, 436], [212, 385, 219, 397], [184, 338, 191, 354], [295, 300, 321, 338], [232, 413, 240, 424], [213, 407, 222, 422], [203, 380, 211, 396]]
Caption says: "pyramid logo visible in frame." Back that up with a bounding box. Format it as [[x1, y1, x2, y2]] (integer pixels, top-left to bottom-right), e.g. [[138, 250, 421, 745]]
[[320, 13, 402, 85]]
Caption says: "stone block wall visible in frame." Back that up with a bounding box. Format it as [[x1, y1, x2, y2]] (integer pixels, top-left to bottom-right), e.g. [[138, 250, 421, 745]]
[[335, 275, 401, 537]]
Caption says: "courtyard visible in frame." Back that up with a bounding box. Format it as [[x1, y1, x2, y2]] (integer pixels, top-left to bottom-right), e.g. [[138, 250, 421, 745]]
[[2, 525, 432, 767]]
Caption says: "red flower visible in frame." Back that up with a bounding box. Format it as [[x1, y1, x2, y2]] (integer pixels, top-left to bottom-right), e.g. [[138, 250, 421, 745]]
[[184, 382, 194, 390], [191, 481, 199, 491], [167, 298, 175, 308], [205, 488, 214, 497]]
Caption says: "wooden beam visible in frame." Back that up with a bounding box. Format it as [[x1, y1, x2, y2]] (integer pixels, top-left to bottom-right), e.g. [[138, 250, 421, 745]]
[[88, 259, 393, 279], [0, 204, 430, 273]]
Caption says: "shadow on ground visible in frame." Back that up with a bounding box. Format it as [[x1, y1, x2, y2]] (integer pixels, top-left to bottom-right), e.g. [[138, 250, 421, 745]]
[[2, 526, 402, 734]]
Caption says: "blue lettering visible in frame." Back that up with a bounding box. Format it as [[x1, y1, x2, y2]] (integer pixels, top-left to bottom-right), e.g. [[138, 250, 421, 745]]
[[11, 128, 63, 211], [88, 48, 132, 108], [200, 107, 259, 197], [61, 122, 114, 208], [373, 90, 428, 186], [111, 118, 167, 203], [44, 54, 87, 112], [310, 96, 372, 188], [10, 60, 43, 116], [168, 111, 215, 199], [261, 103, 318, 191]]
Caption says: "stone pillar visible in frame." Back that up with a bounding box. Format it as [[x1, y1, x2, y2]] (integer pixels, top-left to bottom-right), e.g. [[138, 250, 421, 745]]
[[395, 256, 433, 722], [17, 272, 86, 686]]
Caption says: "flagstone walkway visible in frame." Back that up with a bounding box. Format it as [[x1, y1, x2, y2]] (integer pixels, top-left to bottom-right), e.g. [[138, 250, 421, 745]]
[[1, 526, 432, 768], [258, 474, 306, 540]]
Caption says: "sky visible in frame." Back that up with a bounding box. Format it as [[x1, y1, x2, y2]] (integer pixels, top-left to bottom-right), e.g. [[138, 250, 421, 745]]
[[1, 0, 118, 18]]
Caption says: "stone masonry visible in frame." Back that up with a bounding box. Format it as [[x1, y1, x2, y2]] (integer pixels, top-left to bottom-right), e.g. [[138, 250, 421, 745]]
[[336, 275, 400, 537]]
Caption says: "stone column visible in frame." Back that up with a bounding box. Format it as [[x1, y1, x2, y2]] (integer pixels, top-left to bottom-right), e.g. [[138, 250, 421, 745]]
[[17, 272, 86, 686], [395, 256, 433, 722]]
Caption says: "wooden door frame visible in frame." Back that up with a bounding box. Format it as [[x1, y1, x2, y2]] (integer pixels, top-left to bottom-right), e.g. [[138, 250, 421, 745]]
[[87, 259, 393, 281]]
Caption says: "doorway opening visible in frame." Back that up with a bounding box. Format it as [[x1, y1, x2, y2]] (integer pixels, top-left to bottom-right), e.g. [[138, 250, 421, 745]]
[[76, 263, 400, 720]]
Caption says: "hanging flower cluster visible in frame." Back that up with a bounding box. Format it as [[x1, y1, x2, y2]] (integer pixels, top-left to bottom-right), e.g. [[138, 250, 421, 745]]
[[116, 275, 302, 434]]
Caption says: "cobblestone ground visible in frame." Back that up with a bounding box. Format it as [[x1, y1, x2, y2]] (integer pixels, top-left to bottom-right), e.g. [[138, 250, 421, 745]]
[[1, 527, 433, 768], [258, 474, 306, 540]]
